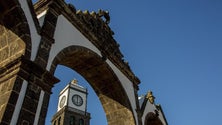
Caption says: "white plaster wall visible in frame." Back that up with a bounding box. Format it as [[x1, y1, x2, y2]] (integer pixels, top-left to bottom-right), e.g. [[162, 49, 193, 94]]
[[18, 0, 41, 61], [68, 89, 87, 112], [142, 102, 157, 124], [15, 2, 139, 124], [46, 15, 102, 70], [58, 89, 68, 111], [158, 110, 167, 125], [106, 59, 139, 125], [10, 81, 28, 125], [141, 102, 167, 125]]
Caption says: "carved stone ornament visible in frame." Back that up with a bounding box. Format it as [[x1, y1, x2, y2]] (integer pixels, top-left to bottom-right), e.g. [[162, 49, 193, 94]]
[[71, 79, 78, 85], [146, 91, 155, 104]]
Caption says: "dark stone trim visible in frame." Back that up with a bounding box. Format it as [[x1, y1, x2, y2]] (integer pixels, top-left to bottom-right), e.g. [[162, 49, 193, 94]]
[[156, 105, 168, 125], [18, 57, 60, 93], [34, 3, 59, 68], [0, 57, 22, 83], [26, 0, 41, 34]]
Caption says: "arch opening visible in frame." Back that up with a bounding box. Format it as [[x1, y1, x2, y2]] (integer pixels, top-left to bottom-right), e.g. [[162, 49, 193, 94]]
[[46, 65, 107, 124], [49, 46, 136, 125], [144, 112, 163, 125]]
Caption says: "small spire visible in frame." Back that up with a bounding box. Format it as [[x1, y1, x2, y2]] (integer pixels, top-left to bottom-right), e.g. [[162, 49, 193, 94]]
[[71, 79, 78, 85]]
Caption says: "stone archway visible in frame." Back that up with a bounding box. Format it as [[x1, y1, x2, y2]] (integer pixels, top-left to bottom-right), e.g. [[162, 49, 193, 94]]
[[0, 0, 142, 124], [0, 0, 31, 124], [50, 46, 136, 125]]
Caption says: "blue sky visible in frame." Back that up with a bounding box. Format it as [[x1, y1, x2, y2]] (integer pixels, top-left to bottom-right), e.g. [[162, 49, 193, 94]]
[[42, 0, 222, 125]]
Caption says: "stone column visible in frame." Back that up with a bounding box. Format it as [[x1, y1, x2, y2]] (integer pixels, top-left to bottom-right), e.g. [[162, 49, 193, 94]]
[[15, 58, 60, 125]]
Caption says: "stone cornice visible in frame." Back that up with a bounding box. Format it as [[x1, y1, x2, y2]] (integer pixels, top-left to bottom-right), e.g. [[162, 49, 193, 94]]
[[34, 0, 52, 15], [34, 0, 140, 86], [0, 57, 21, 83]]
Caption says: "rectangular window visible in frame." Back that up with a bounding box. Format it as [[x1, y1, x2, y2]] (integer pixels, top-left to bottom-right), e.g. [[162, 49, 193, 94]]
[[79, 119, 84, 125], [70, 116, 75, 125]]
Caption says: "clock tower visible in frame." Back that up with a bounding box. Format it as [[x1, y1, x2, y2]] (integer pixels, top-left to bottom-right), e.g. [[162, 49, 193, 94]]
[[51, 79, 90, 125]]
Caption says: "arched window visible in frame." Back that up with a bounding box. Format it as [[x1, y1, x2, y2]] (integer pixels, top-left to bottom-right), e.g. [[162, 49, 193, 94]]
[[79, 119, 84, 125], [53, 120, 57, 125], [70, 116, 75, 125], [144, 112, 163, 125], [58, 117, 61, 125]]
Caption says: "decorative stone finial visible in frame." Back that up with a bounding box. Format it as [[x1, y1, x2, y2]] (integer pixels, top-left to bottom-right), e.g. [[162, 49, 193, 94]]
[[98, 9, 110, 24], [83, 10, 89, 15], [76, 10, 82, 15], [90, 11, 97, 18], [71, 79, 78, 85], [146, 91, 155, 104]]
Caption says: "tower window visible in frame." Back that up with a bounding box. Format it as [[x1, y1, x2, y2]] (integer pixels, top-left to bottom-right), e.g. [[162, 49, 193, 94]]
[[79, 119, 84, 125], [70, 116, 75, 125], [53, 120, 57, 125]]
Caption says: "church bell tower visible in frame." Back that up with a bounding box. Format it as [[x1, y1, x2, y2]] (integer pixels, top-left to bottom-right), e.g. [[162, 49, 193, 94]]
[[51, 79, 90, 125]]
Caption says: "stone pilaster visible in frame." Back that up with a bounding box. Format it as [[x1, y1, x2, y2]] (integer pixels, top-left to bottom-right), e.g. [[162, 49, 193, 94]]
[[0, 58, 24, 124], [34, 4, 59, 68], [15, 58, 59, 125], [38, 92, 51, 125], [0, 1, 31, 123]]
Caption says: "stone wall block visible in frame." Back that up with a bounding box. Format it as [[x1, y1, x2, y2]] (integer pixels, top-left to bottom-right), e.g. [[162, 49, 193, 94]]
[[26, 83, 41, 100], [9, 40, 21, 57], [0, 34, 7, 48], [0, 47, 9, 62], [0, 104, 6, 122], [20, 34, 31, 52], [18, 68, 29, 80], [29, 83, 41, 94], [22, 96, 38, 113], [0, 90, 10, 106], [38, 47, 49, 61], [5, 77, 16, 92], [42, 22, 56, 37], [0, 25, 6, 35], [3, 8, 21, 29], [0, 80, 10, 93], [8, 91, 19, 105], [13, 77, 23, 92], [8, 30, 18, 43], [2, 104, 14, 124], [17, 109, 35, 125], [44, 12, 57, 24]]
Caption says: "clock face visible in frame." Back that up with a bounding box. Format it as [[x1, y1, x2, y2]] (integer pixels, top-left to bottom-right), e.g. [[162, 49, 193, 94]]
[[59, 95, 66, 108], [72, 94, 83, 106]]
